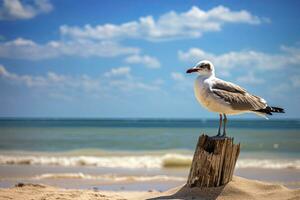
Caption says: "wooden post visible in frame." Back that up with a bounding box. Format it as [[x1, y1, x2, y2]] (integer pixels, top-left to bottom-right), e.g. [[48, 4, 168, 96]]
[[187, 134, 240, 188]]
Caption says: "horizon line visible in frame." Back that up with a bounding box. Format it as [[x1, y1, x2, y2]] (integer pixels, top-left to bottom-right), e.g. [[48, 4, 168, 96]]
[[0, 117, 299, 121]]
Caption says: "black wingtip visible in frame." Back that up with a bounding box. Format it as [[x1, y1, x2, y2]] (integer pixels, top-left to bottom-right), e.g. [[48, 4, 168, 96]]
[[270, 106, 285, 113], [253, 106, 285, 115]]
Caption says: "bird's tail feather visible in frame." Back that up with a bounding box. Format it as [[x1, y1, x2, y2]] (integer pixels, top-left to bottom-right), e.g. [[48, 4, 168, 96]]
[[253, 106, 285, 116]]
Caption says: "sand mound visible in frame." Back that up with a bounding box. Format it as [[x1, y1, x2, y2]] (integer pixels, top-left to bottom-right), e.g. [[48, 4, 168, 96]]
[[0, 176, 299, 200], [147, 176, 300, 200]]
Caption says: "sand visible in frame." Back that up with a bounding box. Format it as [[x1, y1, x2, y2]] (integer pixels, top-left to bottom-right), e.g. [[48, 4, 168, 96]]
[[0, 176, 299, 200]]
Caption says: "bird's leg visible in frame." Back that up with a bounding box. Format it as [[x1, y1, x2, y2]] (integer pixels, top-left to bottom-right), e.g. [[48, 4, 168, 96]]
[[216, 114, 222, 137], [222, 114, 227, 137]]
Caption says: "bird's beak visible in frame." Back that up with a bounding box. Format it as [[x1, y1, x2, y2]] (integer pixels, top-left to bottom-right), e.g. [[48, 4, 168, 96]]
[[186, 67, 198, 73]]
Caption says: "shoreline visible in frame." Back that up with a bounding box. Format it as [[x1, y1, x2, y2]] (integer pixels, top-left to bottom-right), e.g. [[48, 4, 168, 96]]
[[1, 165, 300, 191]]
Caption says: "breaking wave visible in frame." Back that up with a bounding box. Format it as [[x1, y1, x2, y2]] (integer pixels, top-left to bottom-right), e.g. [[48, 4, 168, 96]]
[[33, 173, 186, 182], [0, 152, 299, 170], [236, 159, 300, 169], [0, 154, 191, 169]]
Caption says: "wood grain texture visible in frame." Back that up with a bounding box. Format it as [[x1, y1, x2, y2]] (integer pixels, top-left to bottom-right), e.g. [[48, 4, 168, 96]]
[[187, 134, 240, 188]]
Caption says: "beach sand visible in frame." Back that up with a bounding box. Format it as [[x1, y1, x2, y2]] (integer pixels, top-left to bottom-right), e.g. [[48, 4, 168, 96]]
[[0, 176, 299, 200]]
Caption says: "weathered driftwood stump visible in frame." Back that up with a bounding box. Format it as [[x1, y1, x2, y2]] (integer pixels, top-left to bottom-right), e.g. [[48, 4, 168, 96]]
[[187, 134, 240, 188]]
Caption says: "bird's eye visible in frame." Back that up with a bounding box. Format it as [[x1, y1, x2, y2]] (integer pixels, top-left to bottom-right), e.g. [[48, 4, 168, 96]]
[[202, 64, 210, 70], [206, 64, 211, 70]]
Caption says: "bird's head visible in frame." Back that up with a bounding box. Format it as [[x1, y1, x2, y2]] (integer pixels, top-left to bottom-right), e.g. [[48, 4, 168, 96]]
[[186, 60, 215, 77]]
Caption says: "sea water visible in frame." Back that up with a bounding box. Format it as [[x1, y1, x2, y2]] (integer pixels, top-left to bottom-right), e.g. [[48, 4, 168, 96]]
[[0, 119, 299, 189]]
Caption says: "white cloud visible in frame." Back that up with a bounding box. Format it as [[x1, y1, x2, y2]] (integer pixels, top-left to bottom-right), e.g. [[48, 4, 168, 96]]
[[108, 80, 161, 91], [171, 72, 185, 81], [104, 66, 131, 78], [0, 64, 101, 91], [178, 45, 300, 71], [60, 5, 264, 41], [236, 72, 264, 85], [103, 66, 161, 91], [0, 0, 53, 20], [0, 65, 162, 100], [0, 6, 266, 60], [124, 54, 160, 69], [0, 38, 140, 59]]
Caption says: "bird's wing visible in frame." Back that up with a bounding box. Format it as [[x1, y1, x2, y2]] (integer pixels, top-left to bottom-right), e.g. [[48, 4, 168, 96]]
[[212, 79, 247, 94], [211, 79, 267, 111]]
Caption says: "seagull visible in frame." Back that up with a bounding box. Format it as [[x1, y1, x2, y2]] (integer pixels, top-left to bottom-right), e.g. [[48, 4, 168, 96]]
[[186, 60, 284, 137]]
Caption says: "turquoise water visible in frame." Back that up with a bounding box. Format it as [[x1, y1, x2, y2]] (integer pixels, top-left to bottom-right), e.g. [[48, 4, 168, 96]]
[[0, 119, 299, 190], [0, 119, 299, 154]]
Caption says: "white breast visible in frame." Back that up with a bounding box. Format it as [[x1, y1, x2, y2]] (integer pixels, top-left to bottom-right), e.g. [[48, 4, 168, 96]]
[[194, 76, 211, 108], [194, 76, 241, 114]]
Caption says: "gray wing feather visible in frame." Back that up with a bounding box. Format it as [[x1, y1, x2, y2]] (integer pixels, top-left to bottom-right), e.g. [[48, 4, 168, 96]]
[[212, 79, 247, 94], [211, 79, 267, 111]]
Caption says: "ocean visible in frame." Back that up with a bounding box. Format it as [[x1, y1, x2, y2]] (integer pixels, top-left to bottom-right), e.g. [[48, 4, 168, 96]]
[[0, 119, 299, 190]]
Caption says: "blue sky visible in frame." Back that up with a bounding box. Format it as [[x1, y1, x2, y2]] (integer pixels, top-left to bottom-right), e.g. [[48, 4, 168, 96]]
[[0, 0, 299, 118]]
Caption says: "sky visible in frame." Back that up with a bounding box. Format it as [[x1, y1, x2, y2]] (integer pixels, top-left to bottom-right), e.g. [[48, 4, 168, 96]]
[[0, 0, 299, 119]]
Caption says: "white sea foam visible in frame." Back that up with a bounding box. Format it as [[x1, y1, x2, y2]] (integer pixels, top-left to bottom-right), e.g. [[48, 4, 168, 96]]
[[33, 173, 186, 182], [0, 155, 162, 168], [236, 159, 300, 169], [0, 154, 299, 170], [0, 153, 194, 169]]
